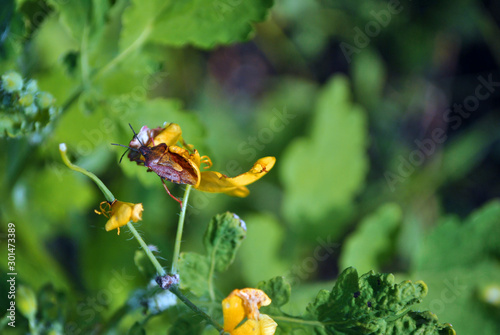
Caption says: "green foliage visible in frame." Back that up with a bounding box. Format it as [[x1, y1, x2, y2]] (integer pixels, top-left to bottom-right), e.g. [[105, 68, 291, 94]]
[[121, 0, 274, 49], [280, 75, 368, 227], [340, 203, 402, 274], [1, 0, 496, 333]]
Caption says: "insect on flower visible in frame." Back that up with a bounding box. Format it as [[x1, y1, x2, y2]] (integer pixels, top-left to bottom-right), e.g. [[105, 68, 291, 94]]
[[112, 124, 200, 206]]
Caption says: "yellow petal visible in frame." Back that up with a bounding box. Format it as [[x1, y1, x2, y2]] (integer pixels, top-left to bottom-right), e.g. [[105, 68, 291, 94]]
[[196, 157, 276, 196], [153, 123, 182, 146], [232, 315, 277, 335], [130, 203, 143, 222], [223, 291, 246, 332], [235, 288, 272, 320], [105, 203, 131, 232], [257, 315, 278, 335], [229, 157, 276, 186]]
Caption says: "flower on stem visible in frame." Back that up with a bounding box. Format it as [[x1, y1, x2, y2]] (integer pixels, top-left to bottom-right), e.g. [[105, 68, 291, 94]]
[[222, 288, 277, 335], [95, 200, 143, 235], [127, 123, 276, 197]]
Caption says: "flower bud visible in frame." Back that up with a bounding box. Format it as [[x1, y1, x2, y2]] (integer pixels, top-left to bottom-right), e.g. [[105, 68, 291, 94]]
[[2, 71, 24, 93]]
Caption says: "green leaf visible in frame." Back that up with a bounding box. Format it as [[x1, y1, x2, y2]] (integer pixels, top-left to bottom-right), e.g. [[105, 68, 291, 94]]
[[204, 212, 247, 272], [120, 0, 274, 50], [340, 203, 402, 274], [47, 0, 91, 41], [309, 267, 432, 334], [280, 75, 368, 225], [177, 252, 209, 297], [412, 200, 500, 334], [257, 276, 291, 308]]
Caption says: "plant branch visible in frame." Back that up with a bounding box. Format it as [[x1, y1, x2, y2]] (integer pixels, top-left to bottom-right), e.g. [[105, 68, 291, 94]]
[[59, 143, 115, 202]]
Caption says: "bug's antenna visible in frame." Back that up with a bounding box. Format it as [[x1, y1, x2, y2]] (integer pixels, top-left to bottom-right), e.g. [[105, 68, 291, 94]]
[[111, 143, 141, 163], [118, 148, 130, 163], [128, 123, 146, 147]]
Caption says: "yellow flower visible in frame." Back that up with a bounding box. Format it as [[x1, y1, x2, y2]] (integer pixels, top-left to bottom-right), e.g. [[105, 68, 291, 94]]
[[95, 200, 143, 235], [128, 123, 276, 197], [222, 288, 277, 335]]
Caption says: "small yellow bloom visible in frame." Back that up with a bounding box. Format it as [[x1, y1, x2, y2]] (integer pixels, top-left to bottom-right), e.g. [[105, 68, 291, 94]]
[[128, 123, 276, 197], [95, 200, 143, 235], [222, 288, 277, 335]]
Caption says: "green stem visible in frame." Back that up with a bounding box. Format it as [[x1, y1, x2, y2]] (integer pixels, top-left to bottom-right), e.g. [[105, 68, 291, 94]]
[[127, 221, 166, 276], [208, 244, 217, 302], [170, 185, 192, 274], [169, 285, 225, 333], [271, 315, 324, 328], [59, 143, 115, 202]]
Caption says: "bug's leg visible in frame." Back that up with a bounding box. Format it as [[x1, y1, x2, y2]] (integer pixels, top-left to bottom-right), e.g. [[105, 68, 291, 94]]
[[161, 178, 183, 207]]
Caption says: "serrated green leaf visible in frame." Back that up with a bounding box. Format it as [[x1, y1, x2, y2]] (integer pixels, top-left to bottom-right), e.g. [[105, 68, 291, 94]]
[[257, 276, 291, 308], [280, 75, 368, 225], [177, 252, 209, 297], [204, 212, 246, 272], [311, 267, 429, 334], [340, 203, 402, 274], [384, 311, 456, 335], [120, 0, 274, 50]]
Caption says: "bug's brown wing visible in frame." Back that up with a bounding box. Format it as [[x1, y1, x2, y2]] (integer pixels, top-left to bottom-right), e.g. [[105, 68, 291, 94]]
[[145, 144, 198, 185]]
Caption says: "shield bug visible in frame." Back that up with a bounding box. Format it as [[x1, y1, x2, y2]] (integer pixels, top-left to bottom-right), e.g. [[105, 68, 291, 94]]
[[113, 124, 200, 206]]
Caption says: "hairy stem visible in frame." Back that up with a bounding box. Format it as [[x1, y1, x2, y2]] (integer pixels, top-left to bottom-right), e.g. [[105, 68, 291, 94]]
[[169, 285, 225, 332], [171, 185, 192, 274], [127, 221, 166, 276]]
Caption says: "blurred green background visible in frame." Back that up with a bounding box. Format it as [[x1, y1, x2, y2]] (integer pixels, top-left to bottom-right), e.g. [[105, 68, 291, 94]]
[[1, 0, 500, 334]]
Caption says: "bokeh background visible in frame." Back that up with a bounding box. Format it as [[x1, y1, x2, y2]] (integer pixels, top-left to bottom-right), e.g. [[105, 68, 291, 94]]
[[1, 0, 500, 334]]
